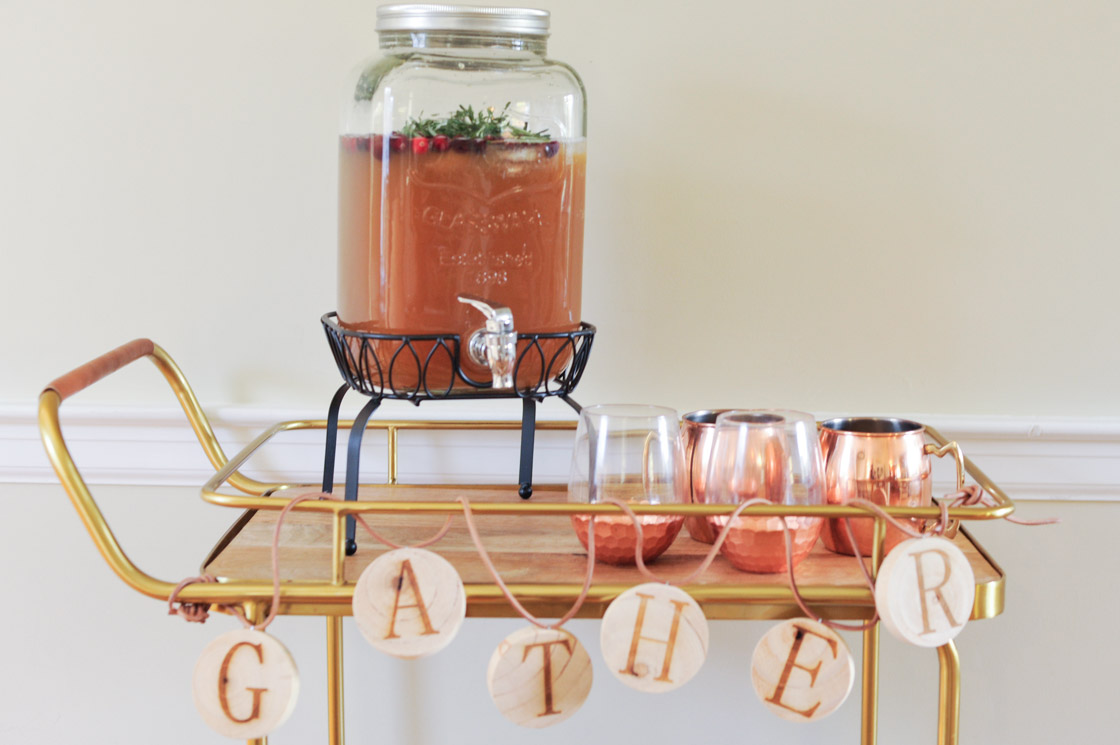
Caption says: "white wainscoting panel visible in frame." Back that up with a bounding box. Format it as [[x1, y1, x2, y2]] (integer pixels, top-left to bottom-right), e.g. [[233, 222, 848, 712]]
[[4, 404, 1117, 501]]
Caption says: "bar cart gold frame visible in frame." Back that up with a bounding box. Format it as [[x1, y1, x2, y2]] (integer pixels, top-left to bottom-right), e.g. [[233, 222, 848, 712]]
[[39, 341, 1014, 745]]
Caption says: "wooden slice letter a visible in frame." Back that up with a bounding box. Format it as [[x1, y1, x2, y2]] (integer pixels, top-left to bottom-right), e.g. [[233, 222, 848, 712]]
[[600, 582, 709, 693], [875, 535, 975, 648], [353, 547, 466, 659], [751, 618, 854, 723], [487, 627, 593, 728], [192, 628, 300, 739]]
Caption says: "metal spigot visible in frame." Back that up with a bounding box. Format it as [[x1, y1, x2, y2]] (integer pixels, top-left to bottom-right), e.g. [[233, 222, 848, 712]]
[[458, 295, 517, 389]]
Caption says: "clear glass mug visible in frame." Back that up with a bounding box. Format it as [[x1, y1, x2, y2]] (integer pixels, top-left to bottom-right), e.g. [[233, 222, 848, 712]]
[[568, 405, 686, 565], [703, 411, 824, 573]]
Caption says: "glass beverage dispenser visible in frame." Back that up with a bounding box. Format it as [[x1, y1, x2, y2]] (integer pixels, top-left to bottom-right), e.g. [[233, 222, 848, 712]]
[[337, 4, 587, 392]]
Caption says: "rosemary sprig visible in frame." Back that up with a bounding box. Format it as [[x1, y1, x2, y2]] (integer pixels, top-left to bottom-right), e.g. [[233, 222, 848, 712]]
[[401, 103, 551, 141]]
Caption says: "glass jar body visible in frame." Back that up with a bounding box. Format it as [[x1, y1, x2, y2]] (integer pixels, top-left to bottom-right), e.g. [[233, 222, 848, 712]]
[[337, 29, 587, 391]]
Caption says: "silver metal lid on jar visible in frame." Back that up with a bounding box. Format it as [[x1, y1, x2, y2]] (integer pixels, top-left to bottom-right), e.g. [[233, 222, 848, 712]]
[[376, 5, 550, 35]]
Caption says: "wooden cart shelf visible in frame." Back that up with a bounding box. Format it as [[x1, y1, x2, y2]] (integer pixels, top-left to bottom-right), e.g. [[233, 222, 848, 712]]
[[202, 485, 1005, 623]]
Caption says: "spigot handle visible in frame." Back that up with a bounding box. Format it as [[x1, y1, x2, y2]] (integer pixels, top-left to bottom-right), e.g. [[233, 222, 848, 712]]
[[457, 295, 517, 389], [458, 295, 514, 333]]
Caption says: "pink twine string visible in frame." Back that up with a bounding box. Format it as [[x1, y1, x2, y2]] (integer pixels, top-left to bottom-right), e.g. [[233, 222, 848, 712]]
[[169, 483, 1052, 633], [941, 484, 1059, 527], [169, 490, 457, 628], [785, 516, 879, 632], [168, 575, 220, 623], [846, 484, 1059, 544], [600, 497, 879, 632], [261, 492, 456, 629], [169, 493, 328, 631], [311, 490, 455, 549], [598, 497, 770, 585], [352, 512, 454, 549], [458, 497, 597, 630]]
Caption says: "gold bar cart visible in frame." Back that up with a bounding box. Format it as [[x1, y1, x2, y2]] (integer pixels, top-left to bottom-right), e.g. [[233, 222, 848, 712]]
[[39, 340, 1013, 745]]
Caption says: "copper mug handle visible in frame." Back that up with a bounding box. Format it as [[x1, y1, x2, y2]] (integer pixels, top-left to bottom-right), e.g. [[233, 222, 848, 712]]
[[923, 441, 965, 537]]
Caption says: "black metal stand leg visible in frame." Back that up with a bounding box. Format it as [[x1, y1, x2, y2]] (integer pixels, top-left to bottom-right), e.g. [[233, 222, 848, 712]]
[[560, 394, 582, 415], [518, 397, 539, 499], [343, 396, 382, 555], [321, 384, 349, 494]]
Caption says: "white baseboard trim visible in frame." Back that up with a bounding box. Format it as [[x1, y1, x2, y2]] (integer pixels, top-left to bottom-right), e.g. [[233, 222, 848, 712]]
[[4, 403, 1118, 502]]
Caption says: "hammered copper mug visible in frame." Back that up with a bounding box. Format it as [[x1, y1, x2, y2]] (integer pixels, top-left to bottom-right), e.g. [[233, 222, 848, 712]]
[[702, 411, 824, 573], [681, 410, 733, 543], [819, 417, 965, 557]]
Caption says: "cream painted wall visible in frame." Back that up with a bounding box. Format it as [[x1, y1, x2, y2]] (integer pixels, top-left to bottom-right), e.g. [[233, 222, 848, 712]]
[[0, 483, 1110, 743], [2, 1, 1118, 416]]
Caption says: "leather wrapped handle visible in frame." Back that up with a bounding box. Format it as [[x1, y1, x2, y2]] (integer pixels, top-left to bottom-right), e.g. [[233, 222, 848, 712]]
[[43, 339, 156, 401]]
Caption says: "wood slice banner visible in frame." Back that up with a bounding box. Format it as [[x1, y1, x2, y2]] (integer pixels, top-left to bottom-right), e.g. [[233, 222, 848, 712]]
[[874, 535, 975, 648], [599, 582, 709, 693], [192, 628, 300, 739], [352, 547, 466, 659], [487, 626, 593, 728], [751, 618, 854, 722]]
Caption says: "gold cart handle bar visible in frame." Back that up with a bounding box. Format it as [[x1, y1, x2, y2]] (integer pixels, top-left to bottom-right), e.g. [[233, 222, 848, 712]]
[[38, 339, 272, 603]]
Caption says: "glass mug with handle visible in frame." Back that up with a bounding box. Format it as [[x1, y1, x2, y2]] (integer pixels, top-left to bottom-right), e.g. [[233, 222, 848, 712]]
[[568, 404, 686, 565]]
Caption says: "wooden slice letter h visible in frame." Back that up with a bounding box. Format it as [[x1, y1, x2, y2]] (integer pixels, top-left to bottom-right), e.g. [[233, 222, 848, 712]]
[[600, 583, 709, 693]]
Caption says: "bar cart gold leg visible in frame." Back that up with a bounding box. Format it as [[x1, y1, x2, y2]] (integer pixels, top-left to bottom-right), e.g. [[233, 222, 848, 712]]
[[861, 624, 879, 745], [937, 641, 960, 745], [243, 602, 269, 745], [860, 517, 887, 745], [327, 616, 346, 744], [328, 506, 347, 745]]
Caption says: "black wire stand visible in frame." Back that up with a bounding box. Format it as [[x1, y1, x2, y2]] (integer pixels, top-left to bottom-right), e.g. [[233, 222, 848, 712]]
[[320, 312, 595, 554]]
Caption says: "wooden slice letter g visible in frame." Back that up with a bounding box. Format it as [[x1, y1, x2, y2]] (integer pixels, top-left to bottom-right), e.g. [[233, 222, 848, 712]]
[[218, 642, 267, 723]]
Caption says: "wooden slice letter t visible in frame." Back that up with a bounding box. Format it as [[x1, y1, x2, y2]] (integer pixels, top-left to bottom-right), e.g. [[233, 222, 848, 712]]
[[487, 627, 593, 728]]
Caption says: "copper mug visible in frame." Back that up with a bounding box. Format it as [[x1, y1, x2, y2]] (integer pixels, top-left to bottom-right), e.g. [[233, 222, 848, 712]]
[[681, 410, 734, 543], [819, 417, 964, 556]]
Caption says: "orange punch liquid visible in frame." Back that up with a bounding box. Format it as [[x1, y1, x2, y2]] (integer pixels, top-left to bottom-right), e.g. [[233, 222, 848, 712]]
[[338, 134, 586, 392]]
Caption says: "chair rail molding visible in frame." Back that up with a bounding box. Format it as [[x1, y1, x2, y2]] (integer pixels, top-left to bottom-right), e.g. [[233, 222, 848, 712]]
[[4, 403, 1117, 501]]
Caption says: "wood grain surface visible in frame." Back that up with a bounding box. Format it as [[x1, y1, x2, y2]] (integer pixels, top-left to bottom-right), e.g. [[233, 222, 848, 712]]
[[599, 582, 708, 693], [191, 628, 299, 739], [751, 618, 854, 722], [874, 536, 976, 647], [202, 485, 1001, 619], [351, 547, 466, 659], [486, 626, 593, 728]]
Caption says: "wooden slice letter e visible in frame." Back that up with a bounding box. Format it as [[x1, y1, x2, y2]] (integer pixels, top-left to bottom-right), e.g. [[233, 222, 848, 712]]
[[751, 618, 854, 722]]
